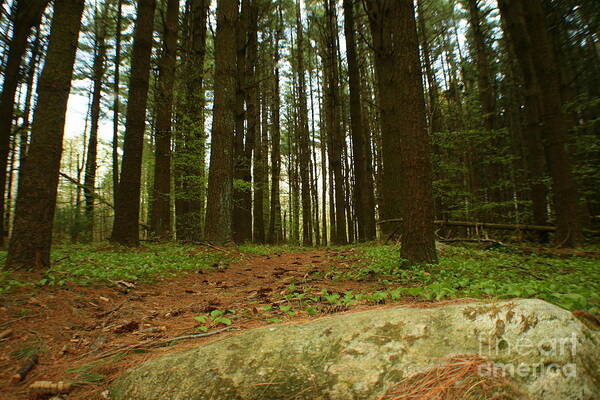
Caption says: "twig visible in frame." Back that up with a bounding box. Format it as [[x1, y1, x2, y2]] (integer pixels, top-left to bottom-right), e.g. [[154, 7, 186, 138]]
[[437, 237, 503, 246], [90, 327, 235, 361], [96, 301, 126, 318], [0, 313, 40, 329]]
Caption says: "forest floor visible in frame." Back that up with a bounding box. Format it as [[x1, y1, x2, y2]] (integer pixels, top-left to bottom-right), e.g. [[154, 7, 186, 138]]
[[0, 241, 599, 399]]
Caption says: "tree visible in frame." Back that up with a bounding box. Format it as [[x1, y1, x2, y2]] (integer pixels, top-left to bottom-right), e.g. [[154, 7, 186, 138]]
[[364, 0, 403, 237], [295, 0, 313, 246], [204, 0, 239, 244], [150, 0, 180, 239], [247, 1, 264, 243], [83, 0, 112, 241], [110, 0, 157, 246], [232, 0, 252, 243], [343, 0, 375, 241], [6, 0, 85, 268], [365, 0, 437, 264], [112, 0, 124, 207], [175, 0, 210, 241], [498, 0, 584, 247], [319, 0, 347, 244], [268, 3, 283, 245], [0, 0, 50, 246]]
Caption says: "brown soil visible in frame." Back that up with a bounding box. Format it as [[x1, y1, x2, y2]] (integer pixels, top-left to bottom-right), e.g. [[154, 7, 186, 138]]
[[0, 247, 464, 400]]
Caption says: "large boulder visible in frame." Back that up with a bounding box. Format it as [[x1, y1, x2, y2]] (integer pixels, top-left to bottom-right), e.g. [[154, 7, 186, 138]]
[[109, 299, 599, 400]]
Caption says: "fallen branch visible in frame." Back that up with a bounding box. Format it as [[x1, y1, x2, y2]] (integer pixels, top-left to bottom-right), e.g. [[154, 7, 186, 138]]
[[378, 219, 557, 232], [437, 237, 503, 246], [90, 327, 234, 361]]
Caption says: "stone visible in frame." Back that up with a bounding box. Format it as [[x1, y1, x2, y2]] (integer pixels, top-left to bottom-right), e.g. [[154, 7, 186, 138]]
[[109, 299, 600, 400]]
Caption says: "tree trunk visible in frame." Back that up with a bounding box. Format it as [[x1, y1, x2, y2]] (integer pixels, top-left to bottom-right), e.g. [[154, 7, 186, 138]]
[[83, 0, 111, 241], [16, 28, 42, 194], [112, 0, 123, 207], [0, 0, 49, 247], [110, 0, 157, 246], [204, 0, 239, 244], [365, 0, 403, 237], [295, 0, 313, 246], [315, 64, 328, 245], [321, 0, 346, 244], [366, 0, 438, 264], [267, 14, 283, 244], [417, 0, 443, 135], [6, 0, 84, 268], [175, 0, 209, 241], [498, 0, 583, 247], [308, 61, 321, 246], [150, 0, 180, 239], [498, 10, 548, 241], [232, 0, 251, 243], [343, 0, 375, 242], [246, 3, 264, 243]]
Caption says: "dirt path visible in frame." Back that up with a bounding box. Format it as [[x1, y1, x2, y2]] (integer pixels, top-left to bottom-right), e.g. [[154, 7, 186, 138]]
[[0, 247, 392, 400]]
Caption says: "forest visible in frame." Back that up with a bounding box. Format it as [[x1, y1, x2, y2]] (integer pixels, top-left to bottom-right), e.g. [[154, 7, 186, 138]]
[[0, 0, 599, 399]]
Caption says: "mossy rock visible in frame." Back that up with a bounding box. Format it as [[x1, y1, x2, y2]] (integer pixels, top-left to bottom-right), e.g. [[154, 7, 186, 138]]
[[109, 299, 599, 400]]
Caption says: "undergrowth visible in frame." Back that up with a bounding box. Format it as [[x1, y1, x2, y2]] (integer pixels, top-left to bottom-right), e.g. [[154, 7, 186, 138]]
[[238, 243, 306, 255], [0, 242, 234, 295], [338, 245, 599, 312]]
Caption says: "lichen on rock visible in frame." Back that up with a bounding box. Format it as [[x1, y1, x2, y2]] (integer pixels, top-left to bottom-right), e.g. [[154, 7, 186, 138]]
[[109, 299, 600, 400]]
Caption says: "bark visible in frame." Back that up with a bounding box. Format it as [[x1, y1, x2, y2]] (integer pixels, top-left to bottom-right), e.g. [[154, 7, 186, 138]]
[[498, 0, 583, 247], [6, 0, 85, 268], [465, 0, 507, 218], [343, 0, 375, 241], [267, 15, 283, 244], [308, 61, 321, 246], [150, 0, 180, 239], [175, 0, 209, 241], [110, 0, 157, 246], [16, 28, 42, 192], [247, 3, 263, 243], [112, 0, 123, 207], [316, 64, 328, 245], [83, 0, 111, 241], [465, 0, 496, 132], [232, 0, 251, 243], [0, 0, 49, 246], [364, 0, 403, 237], [294, 0, 313, 246], [204, 0, 239, 244], [366, 0, 437, 264], [498, 11, 548, 240], [320, 0, 346, 244], [416, 0, 443, 135]]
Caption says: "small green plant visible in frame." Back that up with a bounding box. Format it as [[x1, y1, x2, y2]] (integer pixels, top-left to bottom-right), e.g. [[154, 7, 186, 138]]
[[305, 306, 318, 316], [278, 305, 296, 316], [193, 309, 234, 332], [351, 245, 600, 312], [0, 242, 236, 294]]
